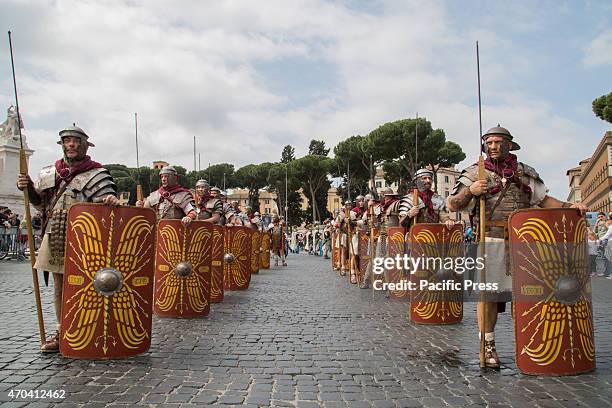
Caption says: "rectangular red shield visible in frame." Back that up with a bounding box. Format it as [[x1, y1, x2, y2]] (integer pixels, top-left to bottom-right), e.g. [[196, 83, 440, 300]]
[[61, 204, 156, 359], [408, 223, 463, 325], [211, 225, 224, 303], [260, 231, 270, 269], [509, 208, 595, 375], [387, 227, 408, 300], [154, 220, 212, 318], [251, 230, 261, 274], [224, 226, 252, 290]]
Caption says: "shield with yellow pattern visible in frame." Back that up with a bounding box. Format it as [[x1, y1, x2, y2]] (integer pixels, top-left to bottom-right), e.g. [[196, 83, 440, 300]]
[[210, 225, 224, 303], [224, 226, 252, 290], [154, 220, 212, 318], [260, 231, 271, 269], [408, 224, 463, 325], [387, 226, 409, 300], [509, 208, 595, 375], [332, 230, 339, 270], [61, 204, 156, 359], [251, 230, 260, 274], [357, 231, 370, 286]]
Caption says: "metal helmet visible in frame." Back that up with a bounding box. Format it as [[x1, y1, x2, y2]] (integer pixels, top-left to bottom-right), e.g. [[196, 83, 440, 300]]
[[414, 168, 433, 179], [482, 124, 520, 151], [355, 195, 365, 202], [344, 200, 352, 206], [364, 194, 372, 200], [57, 124, 95, 147], [220, 190, 227, 197], [210, 187, 221, 193], [159, 166, 179, 186], [382, 187, 398, 196], [195, 179, 210, 188]]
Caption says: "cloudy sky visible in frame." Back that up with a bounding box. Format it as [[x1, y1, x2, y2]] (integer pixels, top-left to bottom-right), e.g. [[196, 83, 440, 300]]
[[1, 0, 610, 198]]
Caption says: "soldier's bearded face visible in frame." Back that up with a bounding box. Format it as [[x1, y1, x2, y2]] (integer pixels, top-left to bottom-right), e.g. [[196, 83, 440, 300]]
[[418, 176, 432, 191], [62, 136, 87, 161], [160, 174, 169, 187], [485, 136, 510, 160]]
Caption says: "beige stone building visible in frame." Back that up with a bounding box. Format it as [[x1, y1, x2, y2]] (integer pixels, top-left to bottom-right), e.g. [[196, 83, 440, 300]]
[[152, 160, 169, 170], [566, 160, 588, 204], [226, 188, 279, 215], [567, 131, 612, 212]]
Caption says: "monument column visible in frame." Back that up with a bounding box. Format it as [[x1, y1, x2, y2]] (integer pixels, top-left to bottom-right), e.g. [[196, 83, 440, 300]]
[[0, 105, 34, 215]]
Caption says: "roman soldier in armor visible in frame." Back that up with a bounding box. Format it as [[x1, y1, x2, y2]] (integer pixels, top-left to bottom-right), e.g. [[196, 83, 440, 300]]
[[243, 206, 262, 230], [322, 220, 332, 259], [349, 195, 367, 284], [137, 166, 196, 225], [194, 179, 223, 224], [399, 168, 454, 228], [447, 125, 586, 369], [360, 194, 380, 289], [376, 188, 401, 290], [334, 201, 352, 275], [269, 213, 287, 266], [210, 186, 221, 199], [16, 125, 119, 352], [227, 200, 245, 226], [218, 190, 234, 225]]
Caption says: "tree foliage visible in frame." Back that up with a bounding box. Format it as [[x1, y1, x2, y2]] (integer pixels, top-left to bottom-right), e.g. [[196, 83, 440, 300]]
[[308, 139, 330, 156], [281, 145, 296, 163], [290, 155, 333, 223], [593, 92, 612, 124], [235, 162, 272, 210]]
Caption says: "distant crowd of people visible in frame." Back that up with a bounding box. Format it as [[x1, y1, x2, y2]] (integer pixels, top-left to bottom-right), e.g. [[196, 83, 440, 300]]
[[0, 207, 43, 258], [588, 211, 612, 278]]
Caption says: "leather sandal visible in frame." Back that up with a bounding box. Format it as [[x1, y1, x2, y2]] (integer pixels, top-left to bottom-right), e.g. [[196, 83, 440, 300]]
[[41, 331, 60, 353], [484, 339, 501, 369]]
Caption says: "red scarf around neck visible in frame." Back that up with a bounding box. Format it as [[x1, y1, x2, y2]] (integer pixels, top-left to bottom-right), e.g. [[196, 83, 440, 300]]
[[418, 190, 435, 217], [159, 184, 192, 202], [483, 153, 532, 197], [55, 155, 102, 188]]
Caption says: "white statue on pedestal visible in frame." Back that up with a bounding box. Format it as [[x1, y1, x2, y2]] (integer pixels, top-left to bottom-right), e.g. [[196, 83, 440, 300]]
[[0, 105, 33, 214], [0, 105, 24, 147]]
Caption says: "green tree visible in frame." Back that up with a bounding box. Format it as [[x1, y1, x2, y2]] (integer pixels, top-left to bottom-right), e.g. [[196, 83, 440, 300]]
[[186, 163, 237, 189], [593, 92, 612, 124], [308, 139, 330, 156], [291, 155, 334, 223], [235, 163, 272, 209], [281, 145, 296, 163], [333, 135, 377, 199], [367, 117, 464, 194]]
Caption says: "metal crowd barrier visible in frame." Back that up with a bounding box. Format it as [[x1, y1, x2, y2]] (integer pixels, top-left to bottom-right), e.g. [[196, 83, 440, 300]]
[[0, 226, 42, 261]]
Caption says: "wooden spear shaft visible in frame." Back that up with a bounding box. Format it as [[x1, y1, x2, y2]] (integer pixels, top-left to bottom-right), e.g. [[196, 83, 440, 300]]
[[8, 31, 46, 346], [476, 41, 487, 369]]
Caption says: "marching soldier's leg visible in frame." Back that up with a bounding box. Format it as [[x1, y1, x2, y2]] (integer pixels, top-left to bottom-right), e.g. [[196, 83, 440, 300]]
[[42, 272, 63, 352], [350, 233, 358, 284], [477, 302, 500, 368]]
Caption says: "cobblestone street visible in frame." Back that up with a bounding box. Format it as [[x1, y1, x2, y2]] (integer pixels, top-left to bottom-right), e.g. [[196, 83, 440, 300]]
[[0, 254, 611, 407]]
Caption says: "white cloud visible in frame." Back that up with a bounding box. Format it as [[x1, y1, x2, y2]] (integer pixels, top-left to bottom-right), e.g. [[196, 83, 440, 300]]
[[584, 28, 612, 66], [0, 0, 601, 200]]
